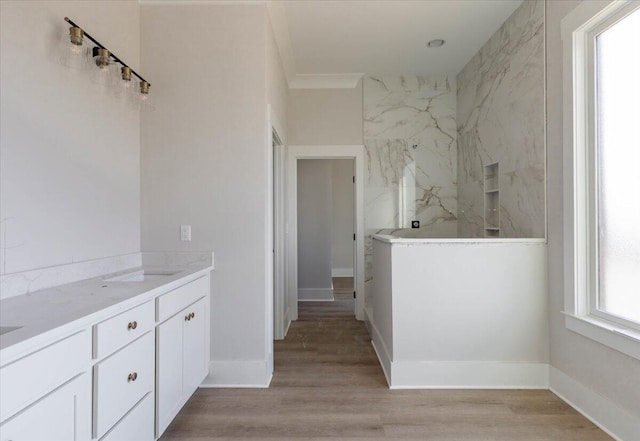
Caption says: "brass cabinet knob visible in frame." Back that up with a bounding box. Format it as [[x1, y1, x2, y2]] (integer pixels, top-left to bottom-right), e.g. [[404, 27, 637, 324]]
[[127, 321, 138, 330], [127, 372, 138, 382]]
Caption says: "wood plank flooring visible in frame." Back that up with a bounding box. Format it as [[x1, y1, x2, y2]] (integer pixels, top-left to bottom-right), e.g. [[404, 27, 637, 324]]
[[160, 277, 611, 440]]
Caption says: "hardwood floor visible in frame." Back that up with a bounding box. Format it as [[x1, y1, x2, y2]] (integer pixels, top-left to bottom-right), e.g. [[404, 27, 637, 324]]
[[160, 277, 611, 440]]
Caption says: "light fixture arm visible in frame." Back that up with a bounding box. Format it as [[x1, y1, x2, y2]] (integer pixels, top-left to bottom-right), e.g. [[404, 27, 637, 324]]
[[64, 16, 150, 87]]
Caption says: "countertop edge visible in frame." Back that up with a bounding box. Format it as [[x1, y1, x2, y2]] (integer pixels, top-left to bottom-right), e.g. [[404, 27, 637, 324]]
[[0, 265, 213, 366]]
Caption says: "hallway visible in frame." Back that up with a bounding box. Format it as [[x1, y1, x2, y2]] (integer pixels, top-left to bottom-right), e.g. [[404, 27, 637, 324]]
[[160, 278, 611, 440]]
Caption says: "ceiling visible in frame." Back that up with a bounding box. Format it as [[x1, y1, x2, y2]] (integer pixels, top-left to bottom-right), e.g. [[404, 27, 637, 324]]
[[280, 0, 523, 77]]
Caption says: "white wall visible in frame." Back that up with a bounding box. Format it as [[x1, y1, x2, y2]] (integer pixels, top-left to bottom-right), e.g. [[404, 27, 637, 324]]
[[0, 1, 140, 277], [266, 16, 288, 136], [331, 159, 354, 276], [141, 3, 275, 386], [288, 82, 363, 145], [297, 160, 333, 293], [371, 237, 548, 388], [546, 0, 640, 428]]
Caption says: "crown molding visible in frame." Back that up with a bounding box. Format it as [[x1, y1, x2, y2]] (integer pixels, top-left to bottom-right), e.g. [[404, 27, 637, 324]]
[[139, 0, 267, 5]]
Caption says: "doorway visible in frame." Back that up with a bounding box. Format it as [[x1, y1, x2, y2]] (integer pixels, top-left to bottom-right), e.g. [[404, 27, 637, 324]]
[[284, 145, 365, 324], [297, 159, 355, 303]]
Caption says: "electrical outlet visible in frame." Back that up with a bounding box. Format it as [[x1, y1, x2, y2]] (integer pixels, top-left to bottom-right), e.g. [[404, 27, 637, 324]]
[[180, 225, 191, 241], [411, 220, 420, 229]]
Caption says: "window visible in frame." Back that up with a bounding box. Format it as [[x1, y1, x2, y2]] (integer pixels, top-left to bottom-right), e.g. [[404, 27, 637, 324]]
[[594, 7, 640, 327], [563, 0, 640, 360]]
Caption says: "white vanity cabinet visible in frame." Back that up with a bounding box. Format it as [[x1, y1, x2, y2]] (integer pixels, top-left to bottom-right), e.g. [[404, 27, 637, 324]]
[[93, 331, 155, 438], [0, 270, 211, 441], [0, 331, 91, 441], [0, 374, 91, 441], [92, 300, 156, 439], [156, 277, 209, 437]]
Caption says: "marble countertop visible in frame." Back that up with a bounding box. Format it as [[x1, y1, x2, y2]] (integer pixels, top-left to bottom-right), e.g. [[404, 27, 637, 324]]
[[372, 234, 547, 244], [0, 264, 213, 363]]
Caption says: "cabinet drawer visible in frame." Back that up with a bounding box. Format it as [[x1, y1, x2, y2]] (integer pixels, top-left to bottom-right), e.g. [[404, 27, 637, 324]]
[[93, 300, 154, 359], [0, 331, 89, 422], [100, 392, 154, 441], [156, 276, 209, 323], [94, 332, 154, 439]]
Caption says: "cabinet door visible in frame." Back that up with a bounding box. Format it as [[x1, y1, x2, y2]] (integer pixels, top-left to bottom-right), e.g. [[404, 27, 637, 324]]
[[182, 297, 208, 396], [0, 374, 90, 441], [156, 312, 183, 437]]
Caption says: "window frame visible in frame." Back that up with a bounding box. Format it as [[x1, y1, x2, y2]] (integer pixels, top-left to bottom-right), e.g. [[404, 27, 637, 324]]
[[562, 0, 640, 360]]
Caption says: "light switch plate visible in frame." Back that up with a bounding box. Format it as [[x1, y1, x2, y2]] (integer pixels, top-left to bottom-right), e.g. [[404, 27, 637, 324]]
[[180, 225, 191, 241]]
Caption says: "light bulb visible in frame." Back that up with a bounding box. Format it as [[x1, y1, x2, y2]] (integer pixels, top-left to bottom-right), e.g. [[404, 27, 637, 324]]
[[93, 48, 111, 69], [139, 81, 155, 112], [117, 66, 137, 103], [58, 26, 89, 70]]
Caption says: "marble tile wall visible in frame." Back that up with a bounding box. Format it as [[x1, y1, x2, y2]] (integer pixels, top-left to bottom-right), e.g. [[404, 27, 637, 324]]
[[456, 0, 545, 238], [363, 76, 458, 302]]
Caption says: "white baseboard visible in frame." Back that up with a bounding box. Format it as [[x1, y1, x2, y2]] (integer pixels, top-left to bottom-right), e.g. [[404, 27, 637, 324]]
[[370, 319, 547, 389], [201, 359, 272, 388], [284, 318, 292, 337], [363, 306, 374, 335], [549, 366, 640, 441], [332, 267, 354, 277], [370, 320, 392, 387], [298, 288, 334, 301], [389, 361, 549, 389]]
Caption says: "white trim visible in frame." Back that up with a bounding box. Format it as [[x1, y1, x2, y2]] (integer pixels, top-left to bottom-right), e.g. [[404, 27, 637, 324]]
[[561, 0, 640, 359], [563, 314, 640, 360], [370, 314, 548, 389], [550, 367, 640, 441], [331, 267, 354, 277], [370, 321, 392, 386], [298, 288, 334, 302], [287, 145, 366, 321], [269, 106, 288, 342], [201, 360, 272, 388], [289, 74, 363, 89], [387, 362, 549, 390], [139, 1, 267, 4], [283, 317, 292, 338]]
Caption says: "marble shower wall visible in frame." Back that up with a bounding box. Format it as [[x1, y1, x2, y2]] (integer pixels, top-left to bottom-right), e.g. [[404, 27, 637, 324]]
[[456, 0, 545, 238], [363, 76, 458, 289]]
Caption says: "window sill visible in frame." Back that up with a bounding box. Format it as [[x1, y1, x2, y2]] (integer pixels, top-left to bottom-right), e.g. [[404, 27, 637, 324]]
[[563, 313, 640, 360]]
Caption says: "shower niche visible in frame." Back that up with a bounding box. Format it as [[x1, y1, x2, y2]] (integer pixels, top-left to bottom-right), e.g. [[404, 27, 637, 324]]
[[484, 162, 500, 237]]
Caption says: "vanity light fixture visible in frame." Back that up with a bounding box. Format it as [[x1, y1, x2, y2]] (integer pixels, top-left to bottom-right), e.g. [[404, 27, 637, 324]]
[[93, 47, 112, 69], [68, 26, 84, 50], [140, 80, 150, 96], [62, 17, 152, 109], [427, 39, 446, 48], [121, 66, 132, 82]]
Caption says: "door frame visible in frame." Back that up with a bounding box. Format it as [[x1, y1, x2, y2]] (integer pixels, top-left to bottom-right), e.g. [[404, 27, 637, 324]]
[[286, 145, 365, 321], [269, 106, 288, 341]]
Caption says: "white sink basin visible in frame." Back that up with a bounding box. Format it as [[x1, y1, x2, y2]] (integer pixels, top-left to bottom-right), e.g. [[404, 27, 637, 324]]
[[105, 270, 180, 283], [0, 326, 22, 336]]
